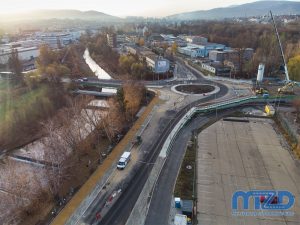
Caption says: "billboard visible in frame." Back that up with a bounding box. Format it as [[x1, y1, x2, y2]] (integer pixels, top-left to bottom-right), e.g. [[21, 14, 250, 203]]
[[157, 61, 167, 68]]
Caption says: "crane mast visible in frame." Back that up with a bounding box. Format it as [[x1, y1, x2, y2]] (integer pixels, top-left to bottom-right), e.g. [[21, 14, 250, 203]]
[[269, 10, 290, 82]]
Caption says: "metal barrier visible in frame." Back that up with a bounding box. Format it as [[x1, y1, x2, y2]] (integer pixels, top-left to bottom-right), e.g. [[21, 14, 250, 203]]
[[163, 95, 296, 158], [195, 95, 296, 114]]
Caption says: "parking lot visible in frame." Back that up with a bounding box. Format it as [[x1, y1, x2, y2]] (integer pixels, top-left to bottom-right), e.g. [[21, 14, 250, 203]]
[[197, 118, 300, 225]]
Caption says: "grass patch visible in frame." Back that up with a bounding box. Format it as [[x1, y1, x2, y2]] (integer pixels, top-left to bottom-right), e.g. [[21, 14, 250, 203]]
[[174, 135, 197, 200], [0, 80, 9, 91], [0, 82, 67, 149], [0, 84, 50, 123]]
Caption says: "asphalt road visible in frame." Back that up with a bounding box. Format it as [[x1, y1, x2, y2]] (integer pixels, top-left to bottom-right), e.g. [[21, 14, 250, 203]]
[[144, 115, 210, 225], [144, 109, 239, 225], [97, 82, 229, 225], [77, 61, 228, 225]]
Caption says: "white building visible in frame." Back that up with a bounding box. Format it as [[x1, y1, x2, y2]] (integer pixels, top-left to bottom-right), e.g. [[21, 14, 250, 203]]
[[34, 31, 81, 49], [202, 63, 216, 74]]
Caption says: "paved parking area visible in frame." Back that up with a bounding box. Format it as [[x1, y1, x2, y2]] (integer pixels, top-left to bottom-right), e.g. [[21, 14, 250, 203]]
[[197, 118, 300, 225]]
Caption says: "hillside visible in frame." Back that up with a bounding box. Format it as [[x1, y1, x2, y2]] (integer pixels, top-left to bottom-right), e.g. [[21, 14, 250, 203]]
[[0, 9, 121, 22], [167, 1, 300, 20]]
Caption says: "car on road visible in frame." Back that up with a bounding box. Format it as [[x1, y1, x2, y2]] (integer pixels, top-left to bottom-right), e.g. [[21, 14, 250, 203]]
[[82, 77, 88, 81], [117, 151, 131, 170]]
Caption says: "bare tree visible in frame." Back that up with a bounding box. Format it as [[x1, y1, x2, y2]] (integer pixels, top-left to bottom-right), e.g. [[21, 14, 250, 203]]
[[123, 82, 145, 121], [0, 159, 50, 224]]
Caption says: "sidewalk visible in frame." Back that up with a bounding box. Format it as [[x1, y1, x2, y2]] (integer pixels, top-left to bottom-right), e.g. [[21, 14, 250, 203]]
[[51, 94, 159, 225]]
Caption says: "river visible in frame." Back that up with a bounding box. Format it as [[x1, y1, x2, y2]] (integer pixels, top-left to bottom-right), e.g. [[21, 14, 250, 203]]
[[83, 48, 112, 80]]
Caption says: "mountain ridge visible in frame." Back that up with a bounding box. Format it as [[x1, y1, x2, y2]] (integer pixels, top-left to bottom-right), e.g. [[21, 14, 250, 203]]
[[0, 9, 121, 22], [167, 1, 300, 20]]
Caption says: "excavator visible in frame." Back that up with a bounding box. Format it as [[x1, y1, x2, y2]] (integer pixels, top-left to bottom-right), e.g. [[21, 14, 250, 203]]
[[278, 81, 295, 94], [256, 87, 269, 96], [270, 11, 297, 95]]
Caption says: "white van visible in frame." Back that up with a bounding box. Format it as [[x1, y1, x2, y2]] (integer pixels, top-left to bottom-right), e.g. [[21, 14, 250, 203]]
[[117, 151, 131, 170]]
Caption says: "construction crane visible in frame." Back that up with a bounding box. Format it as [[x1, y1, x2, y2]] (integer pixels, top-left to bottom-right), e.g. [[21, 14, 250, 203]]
[[270, 10, 289, 82], [269, 11, 296, 94]]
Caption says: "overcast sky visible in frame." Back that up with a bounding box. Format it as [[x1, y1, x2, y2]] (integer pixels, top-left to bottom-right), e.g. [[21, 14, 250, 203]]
[[0, 0, 298, 17]]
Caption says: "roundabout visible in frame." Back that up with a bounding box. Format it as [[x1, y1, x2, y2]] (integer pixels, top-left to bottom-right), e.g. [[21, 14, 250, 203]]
[[171, 84, 220, 96]]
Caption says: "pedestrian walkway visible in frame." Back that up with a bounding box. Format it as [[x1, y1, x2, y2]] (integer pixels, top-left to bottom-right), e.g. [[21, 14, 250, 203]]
[[51, 93, 160, 225]]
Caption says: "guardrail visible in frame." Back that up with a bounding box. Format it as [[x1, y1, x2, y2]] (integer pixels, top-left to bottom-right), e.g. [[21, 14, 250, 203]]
[[196, 95, 296, 113], [162, 95, 296, 158], [80, 81, 121, 88]]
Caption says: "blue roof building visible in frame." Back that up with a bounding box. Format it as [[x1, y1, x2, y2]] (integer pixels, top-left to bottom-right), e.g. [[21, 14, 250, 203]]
[[178, 43, 226, 58]]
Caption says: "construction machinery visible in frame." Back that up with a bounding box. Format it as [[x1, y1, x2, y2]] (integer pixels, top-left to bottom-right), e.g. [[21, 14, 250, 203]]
[[278, 81, 295, 94], [270, 11, 296, 94], [265, 104, 275, 116], [255, 88, 269, 96]]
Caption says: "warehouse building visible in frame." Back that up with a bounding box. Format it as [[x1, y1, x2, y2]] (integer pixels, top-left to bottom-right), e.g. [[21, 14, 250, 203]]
[[0, 46, 39, 64], [178, 43, 226, 58]]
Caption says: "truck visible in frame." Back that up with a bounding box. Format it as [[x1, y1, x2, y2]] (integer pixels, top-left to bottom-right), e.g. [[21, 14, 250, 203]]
[[117, 151, 131, 170]]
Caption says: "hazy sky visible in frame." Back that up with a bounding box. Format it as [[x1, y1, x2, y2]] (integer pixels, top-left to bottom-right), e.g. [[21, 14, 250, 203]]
[[0, 0, 297, 17]]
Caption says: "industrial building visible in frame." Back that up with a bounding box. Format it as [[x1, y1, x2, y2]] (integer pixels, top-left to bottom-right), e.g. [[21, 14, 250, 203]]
[[179, 35, 208, 45], [178, 44, 201, 58], [209, 48, 254, 63], [0, 46, 39, 64], [178, 42, 226, 58], [201, 62, 231, 76], [37, 32, 77, 48]]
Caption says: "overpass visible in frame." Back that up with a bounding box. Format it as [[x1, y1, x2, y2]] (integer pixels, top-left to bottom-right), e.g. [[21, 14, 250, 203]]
[[73, 89, 116, 97], [77, 80, 122, 89]]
